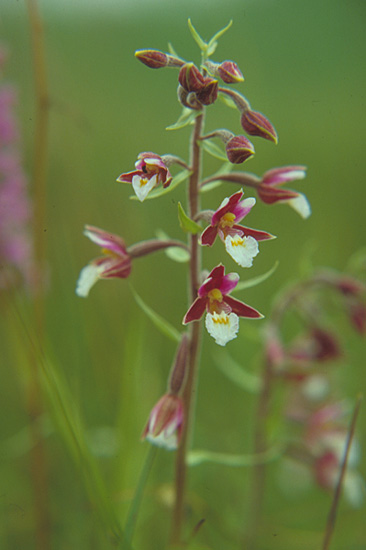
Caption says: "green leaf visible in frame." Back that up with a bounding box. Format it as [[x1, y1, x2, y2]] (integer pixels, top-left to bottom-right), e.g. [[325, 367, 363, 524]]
[[187, 445, 282, 467], [212, 349, 262, 393], [233, 261, 279, 292], [155, 229, 190, 263], [218, 92, 237, 110], [200, 162, 233, 193], [123, 446, 157, 548], [167, 41, 179, 57], [130, 170, 191, 201], [166, 107, 202, 131], [199, 139, 228, 162], [207, 20, 233, 52], [206, 41, 218, 57], [187, 18, 207, 52], [130, 285, 181, 343], [178, 202, 202, 234]]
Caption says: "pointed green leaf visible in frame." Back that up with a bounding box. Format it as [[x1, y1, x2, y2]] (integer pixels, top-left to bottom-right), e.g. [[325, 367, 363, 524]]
[[187, 445, 282, 467], [167, 41, 179, 57], [206, 40, 218, 57], [130, 170, 191, 201], [155, 229, 190, 263], [130, 285, 181, 343], [188, 18, 207, 52], [200, 162, 233, 193], [166, 107, 202, 131], [207, 20, 233, 51], [165, 247, 190, 263], [200, 139, 228, 162], [233, 261, 279, 292], [178, 202, 202, 234], [212, 349, 262, 393], [218, 92, 237, 109]]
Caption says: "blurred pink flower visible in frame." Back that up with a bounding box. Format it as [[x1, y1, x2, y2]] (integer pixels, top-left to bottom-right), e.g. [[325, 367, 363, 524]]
[[0, 48, 33, 290]]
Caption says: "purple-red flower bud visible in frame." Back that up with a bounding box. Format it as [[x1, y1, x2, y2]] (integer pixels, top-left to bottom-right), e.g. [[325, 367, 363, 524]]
[[135, 49, 169, 69], [241, 109, 278, 144], [142, 393, 184, 450], [196, 77, 219, 106], [217, 61, 244, 83], [178, 63, 205, 92], [225, 135, 255, 164], [135, 50, 184, 69]]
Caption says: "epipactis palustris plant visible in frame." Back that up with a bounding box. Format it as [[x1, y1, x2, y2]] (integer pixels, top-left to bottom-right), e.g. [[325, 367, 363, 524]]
[[76, 20, 311, 544]]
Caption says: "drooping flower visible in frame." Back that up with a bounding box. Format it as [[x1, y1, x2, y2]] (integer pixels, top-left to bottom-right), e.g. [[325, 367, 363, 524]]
[[258, 166, 310, 218], [76, 225, 131, 297], [183, 264, 263, 346], [116, 152, 172, 202], [142, 393, 184, 450], [200, 190, 274, 268]]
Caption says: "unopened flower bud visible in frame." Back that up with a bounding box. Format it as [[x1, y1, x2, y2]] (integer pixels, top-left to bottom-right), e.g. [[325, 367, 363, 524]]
[[226, 135, 255, 164], [241, 109, 278, 144], [135, 49, 169, 69], [218, 61, 244, 83], [196, 77, 218, 105], [178, 63, 205, 92], [142, 393, 184, 450], [135, 49, 184, 69]]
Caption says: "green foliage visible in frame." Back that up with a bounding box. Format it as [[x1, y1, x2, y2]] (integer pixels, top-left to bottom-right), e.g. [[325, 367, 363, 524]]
[[177, 202, 202, 234], [130, 285, 181, 343]]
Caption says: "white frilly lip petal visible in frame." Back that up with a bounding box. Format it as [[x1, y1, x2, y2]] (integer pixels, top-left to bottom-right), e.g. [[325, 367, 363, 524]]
[[224, 235, 259, 267], [288, 193, 311, 219], [205, 311, 239, 346], [132, 174, 158, 202], [75, 264, 101, 297]]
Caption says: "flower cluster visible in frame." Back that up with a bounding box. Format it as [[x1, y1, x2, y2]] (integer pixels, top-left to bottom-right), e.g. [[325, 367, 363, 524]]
[[76, 21, 312, 452], [263, 270, 365, 504]]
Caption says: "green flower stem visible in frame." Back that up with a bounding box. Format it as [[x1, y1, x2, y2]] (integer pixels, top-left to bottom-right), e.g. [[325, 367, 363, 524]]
[[171, 112, 205, 545], [26, 1, 51, 547], [122, 445, 157, 549]]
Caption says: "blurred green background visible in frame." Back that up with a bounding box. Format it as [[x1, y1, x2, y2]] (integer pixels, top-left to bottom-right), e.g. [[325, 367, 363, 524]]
[[1, 0, 365, 548]]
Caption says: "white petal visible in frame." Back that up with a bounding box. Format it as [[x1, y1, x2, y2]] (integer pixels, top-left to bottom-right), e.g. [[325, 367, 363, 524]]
[[343, 471, 365, 508], [75, 264, 101, 297], [224, 234, 259, 267], [145, 430, 178, 451], [205, 311, 239, 346], [132, 174, 157, 202], [288, 193, 311, 219]]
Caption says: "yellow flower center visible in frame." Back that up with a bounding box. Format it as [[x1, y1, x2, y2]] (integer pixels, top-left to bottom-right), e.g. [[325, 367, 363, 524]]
[[101, 248, 119, 259], [231, 236, 244, 247], [212, 313, 229, 325], [208, 288, 223, 303], [220, 212, 236, 228], [140, 177, 149, 187]]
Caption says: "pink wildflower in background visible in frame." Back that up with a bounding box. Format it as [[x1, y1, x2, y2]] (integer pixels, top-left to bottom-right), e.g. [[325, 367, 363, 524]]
[[0, 47, 33, 290]]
